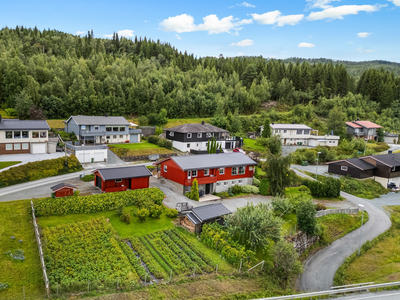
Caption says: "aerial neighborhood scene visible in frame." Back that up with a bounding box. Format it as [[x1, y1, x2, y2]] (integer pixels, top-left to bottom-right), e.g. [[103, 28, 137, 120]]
[[1, 1, 400, 300]]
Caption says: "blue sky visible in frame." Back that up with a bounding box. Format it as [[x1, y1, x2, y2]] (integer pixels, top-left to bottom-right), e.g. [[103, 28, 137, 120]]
[[1, 0, 399, 62]]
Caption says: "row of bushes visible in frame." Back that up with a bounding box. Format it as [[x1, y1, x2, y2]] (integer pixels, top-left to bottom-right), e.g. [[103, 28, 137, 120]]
[[147, 135, 173, 149], [0, 155, 82, 188], [33, 188, 165, 216], [302, 178, 341, 198]]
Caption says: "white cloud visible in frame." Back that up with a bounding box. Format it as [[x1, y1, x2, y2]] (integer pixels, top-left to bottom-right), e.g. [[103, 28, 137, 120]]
[[230, 39, 254, 46], [176, 34, 181, 40], [307, 0, 341, 9], [239, 2, 256, 8], [160, 14, 251, 34], [389, 0, 400, 6], [75, 31, 85, 36], [238, 52, 245, 55], [252, 11, 304, 26], [357, 47, 377, 53], [144, 20, 147, 23], [103, 29, 134, 39], [298, 42, 315, 47], [307, 5, 382, 21], [358, 32, 372, 38]]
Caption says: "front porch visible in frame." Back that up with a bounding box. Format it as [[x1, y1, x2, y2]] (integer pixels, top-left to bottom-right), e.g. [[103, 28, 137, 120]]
[[199, 194, 221, 202]]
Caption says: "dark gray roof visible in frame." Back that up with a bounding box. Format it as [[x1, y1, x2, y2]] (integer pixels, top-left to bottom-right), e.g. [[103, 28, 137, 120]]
[[170, 153, 257, 171], [96, 165, 152, 181], [66, 115, 130, 126], [186, 212, 201, 225], [270, 123, 312, 130], [346, 158, 376, 170], [0, 119, 50, 130], [364, 153, 400, 167], [192, 203, 231, 222], [50, 183, 77, 191], [166, 123, 228, 133]]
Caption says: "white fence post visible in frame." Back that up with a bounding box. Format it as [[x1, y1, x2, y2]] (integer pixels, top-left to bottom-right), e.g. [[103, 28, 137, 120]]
[[316, 207, 359, 218]]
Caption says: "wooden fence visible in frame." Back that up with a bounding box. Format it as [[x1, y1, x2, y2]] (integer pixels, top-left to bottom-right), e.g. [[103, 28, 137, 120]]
[[316, 207, 359, 218], [31, 201, 50, 297]]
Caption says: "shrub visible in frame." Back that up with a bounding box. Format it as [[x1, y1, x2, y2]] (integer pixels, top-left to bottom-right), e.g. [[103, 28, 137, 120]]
[[253, 177, 260, 187], [271, 197, 293, 216], [303, 178, 340, 198], [138, 115, 149, 126], [120, 208, 132, 224], [259, 178, 270, 196], [147, 135, 160, 144], [165, 208, 178, 218], [73, 190, 80, 197], [186, 179, 199, 201], [242, 185, 259, 194], [137, 208, 149, 222], [149, 205, 163, 219], [217, 191, 230, 199], [232, 184, 242, 194], [81, 174, 94, 182], [315, 203, 326, 211], [227, 187, 234, 196], [298, 185, 310, 193], [297, 199, 318, 236]]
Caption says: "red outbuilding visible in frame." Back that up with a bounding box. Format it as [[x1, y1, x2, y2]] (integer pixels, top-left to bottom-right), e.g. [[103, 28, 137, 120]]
[[50, 183, 78, 198], [93, 165, 152, 193]]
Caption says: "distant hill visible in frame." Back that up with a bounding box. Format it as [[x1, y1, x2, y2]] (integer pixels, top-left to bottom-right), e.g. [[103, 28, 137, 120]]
[[281, 58, 400, 77]]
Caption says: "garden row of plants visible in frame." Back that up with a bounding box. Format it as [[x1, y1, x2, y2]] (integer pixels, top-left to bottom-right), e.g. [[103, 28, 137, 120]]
[[33, 187, 165, 216], [0, 155, 82, 188]]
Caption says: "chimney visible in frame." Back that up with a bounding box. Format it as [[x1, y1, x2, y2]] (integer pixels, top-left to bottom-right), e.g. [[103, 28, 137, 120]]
[[201, 121, 205, 125]]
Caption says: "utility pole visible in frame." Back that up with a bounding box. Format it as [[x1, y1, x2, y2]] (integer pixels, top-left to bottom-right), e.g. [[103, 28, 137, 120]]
[[316, 151, 321, 180], [358, 204, 365, 255]]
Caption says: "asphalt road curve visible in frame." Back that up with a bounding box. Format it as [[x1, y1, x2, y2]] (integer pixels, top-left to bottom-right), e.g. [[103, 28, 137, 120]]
[[299, 191, 392, 292]]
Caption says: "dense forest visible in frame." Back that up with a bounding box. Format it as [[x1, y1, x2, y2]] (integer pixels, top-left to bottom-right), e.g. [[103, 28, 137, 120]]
[[0, 26, 400, 133]]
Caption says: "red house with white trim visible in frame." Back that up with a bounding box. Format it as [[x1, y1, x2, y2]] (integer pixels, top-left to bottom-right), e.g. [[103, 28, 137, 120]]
[[154, 153, 257, 195], [93, 165, 152, 193], [50, 183, 77, 198]]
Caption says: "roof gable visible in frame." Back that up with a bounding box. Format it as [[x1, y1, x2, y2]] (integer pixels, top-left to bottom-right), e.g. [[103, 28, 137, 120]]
[[192, 204, 231, 222], [66, 115, 130, 126], [354, 121, 381, 129], [94, 165, 152, 181], [51, 183, 77, 191]]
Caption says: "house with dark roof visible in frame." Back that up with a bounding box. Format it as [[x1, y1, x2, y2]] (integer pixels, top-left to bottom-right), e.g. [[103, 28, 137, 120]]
[[64, 115, 141, 145], [179, 203, 231, 233], [165, 121, 241, 152], [0, 116, 51, 155], [153, 153, 257, 194], [50, 183, 77, 198], [327, 152, 400, 188], [346, 120, 382, 140], [92, 165, 152, 193]]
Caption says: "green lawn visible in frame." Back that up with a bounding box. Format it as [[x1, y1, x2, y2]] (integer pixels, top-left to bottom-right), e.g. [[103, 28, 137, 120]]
[[37, 205, 175, 238], [285, 187, 344, 201], [0, 161, 21, 170], [111, 142, 161, 150], [0, 200, 44, 300], [242, 138, 267, 153], [109, 142, 174, 156]]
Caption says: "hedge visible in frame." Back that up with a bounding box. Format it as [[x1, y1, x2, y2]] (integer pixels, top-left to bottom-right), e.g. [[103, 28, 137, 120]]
[[33, 188, 165, 217], [0, 155, 82, 188], [302, 178, 341, 198]]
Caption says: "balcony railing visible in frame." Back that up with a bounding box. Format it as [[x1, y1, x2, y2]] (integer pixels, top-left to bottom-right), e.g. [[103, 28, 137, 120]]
[[129, 129, 142, 134], [79, 130, 107, 137]]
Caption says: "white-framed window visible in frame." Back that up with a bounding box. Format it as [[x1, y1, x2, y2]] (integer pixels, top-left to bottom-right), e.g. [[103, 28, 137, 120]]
[[197, 133, 202, 138], [232, 180, 236, 184], [5, 131, 12, 139], [40, 131, 47, 138], [22, 131, 29, 138], [232, 167, 238, 175], [113, 135, 117, 139], [239, 180, 243, 184], [14, 131, 21, 139], [219, 168, 225, 175], [164, 165, 167, 172], [14, 143, 21, 150], [120, 135, 123, 138], [113, 127, 119, 132], [341, 166, 348, 171], [284, 130, 287, 133], [94, 126, 99, 130], [169, 131, 174, 136], [206, 133, 212, 138], [106, 136, 110, 139], [5, 144, 12, 150], [81, 125, 86, 131], [106, 126, 112, 132], [192, 170, 197, 177], [188, 170, 191, 179], [119, 127, 125, 131], [249, 166, 254, 171], [115, 179, 122, 183], [216, 182, 221, 186], [187, 133, 192, 138], [204, 169, 209, 176], [22, 143, 29, 150], [239, 166, 245, 175], [187, 143, 190, 148], [224, 181, 228, 186]]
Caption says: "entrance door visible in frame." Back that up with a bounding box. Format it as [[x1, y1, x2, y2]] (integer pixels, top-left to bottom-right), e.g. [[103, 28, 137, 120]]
[[188, 170, 192, 179], [128, 179, 132, 190], [205, 183, 211, 194], [284, 139, 287, 145], [96, 175, 102, 189]]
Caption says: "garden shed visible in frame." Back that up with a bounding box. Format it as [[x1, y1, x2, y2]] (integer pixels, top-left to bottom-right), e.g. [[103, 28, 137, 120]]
[[93, 165, 152, 193], [179, 203, 231, 233], [51, 183, 77, 198]]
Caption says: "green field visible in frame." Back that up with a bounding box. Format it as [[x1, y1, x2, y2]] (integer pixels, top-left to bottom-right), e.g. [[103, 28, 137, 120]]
[[285, 187, 344, 201], [242, 138, 267, 153], [0, 161, 21, 170], [0, 200, 44, 300], [109, 142, 174, 156]]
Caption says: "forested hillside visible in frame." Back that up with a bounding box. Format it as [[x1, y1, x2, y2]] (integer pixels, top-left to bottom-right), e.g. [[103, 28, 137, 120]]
[[0, 26, 400, 133]]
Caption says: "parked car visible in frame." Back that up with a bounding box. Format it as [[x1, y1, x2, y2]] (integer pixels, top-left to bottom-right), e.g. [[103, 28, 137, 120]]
[[233, 148, 246, 155], [387, 182, 399, 191]]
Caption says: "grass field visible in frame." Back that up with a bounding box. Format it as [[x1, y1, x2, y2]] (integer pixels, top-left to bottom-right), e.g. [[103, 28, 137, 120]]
[[109, 142, 174, 156], [46, 119, 64, 128], [38, 205, 175, 238], [0, 200, 44, 300], [0, 161, 21, 170], [0, 109, 17, 119], [285, 186, 344, 201], [242, 138, 267, 153]]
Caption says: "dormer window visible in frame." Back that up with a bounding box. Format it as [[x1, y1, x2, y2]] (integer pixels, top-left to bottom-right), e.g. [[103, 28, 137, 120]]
[[197, 133, 202, 138], [206, 133, 212, 138], [187, 133, 192, 138], [169, 131, 174, 137]]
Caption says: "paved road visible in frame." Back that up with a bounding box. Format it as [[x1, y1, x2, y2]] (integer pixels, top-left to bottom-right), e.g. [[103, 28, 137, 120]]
[[299, 191, 392, 292]]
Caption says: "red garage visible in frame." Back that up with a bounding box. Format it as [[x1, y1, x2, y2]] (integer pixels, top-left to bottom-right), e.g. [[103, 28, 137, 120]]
[[93, 165, 152, 193], [51, 183, 78, 198]]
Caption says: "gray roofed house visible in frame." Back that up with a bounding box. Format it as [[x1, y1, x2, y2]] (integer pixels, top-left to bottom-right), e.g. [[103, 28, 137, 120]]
[[170, 153, 257, 171], [167, 123, 228, 133], [94, 165, 152, 181], [0, 119, 50, 130], [270, 123, 313, 130], [345, 158, 377, 170], [50, 183, 77, 191], [64, 115, 130, 126], [179, 203, 232, 233]]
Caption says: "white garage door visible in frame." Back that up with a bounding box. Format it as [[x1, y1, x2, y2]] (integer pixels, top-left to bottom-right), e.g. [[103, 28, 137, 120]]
[[77, 152, 91, 163], [94, 152, 105, 162], [31, 143, 46, 154]]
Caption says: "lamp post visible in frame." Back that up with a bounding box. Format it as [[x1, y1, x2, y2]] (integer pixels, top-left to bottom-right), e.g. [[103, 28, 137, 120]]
[[316, 151, 321, 180], [363, 138, 367, 155], [358, 204, 365, 255]]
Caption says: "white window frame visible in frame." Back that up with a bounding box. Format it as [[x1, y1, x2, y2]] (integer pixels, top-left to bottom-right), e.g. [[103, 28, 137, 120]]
[[5, 144, 12, 150], [224, 181, 228, 186], [206, 133, 212, 138], [164, 165, 167, 172], [204, 169, 209, 176], [22, 131, 29, 138], [14, 143, 21, 150], [192, 170, 197, 177], [197, 133, 202, 138], [120, 135, 123, 138], [187, 133, 192, 138], [113, 135, 117, 139], [187, 170, 191, 179], [219, 168, 225, 175], [341, 166, 348, 171], [169, 131, 174, 137], [216, 182, 221, 186], [22, 143, 29, 150], [239, 179, 243, 184], [94, 126, 99, 130], [232, 167, 238, 175], [187, 143, 190, 148], [5, 131, 13, 139], [239, 166, 245, 175], [115, 179, 122, 183], [232, 180, 236, 184]]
